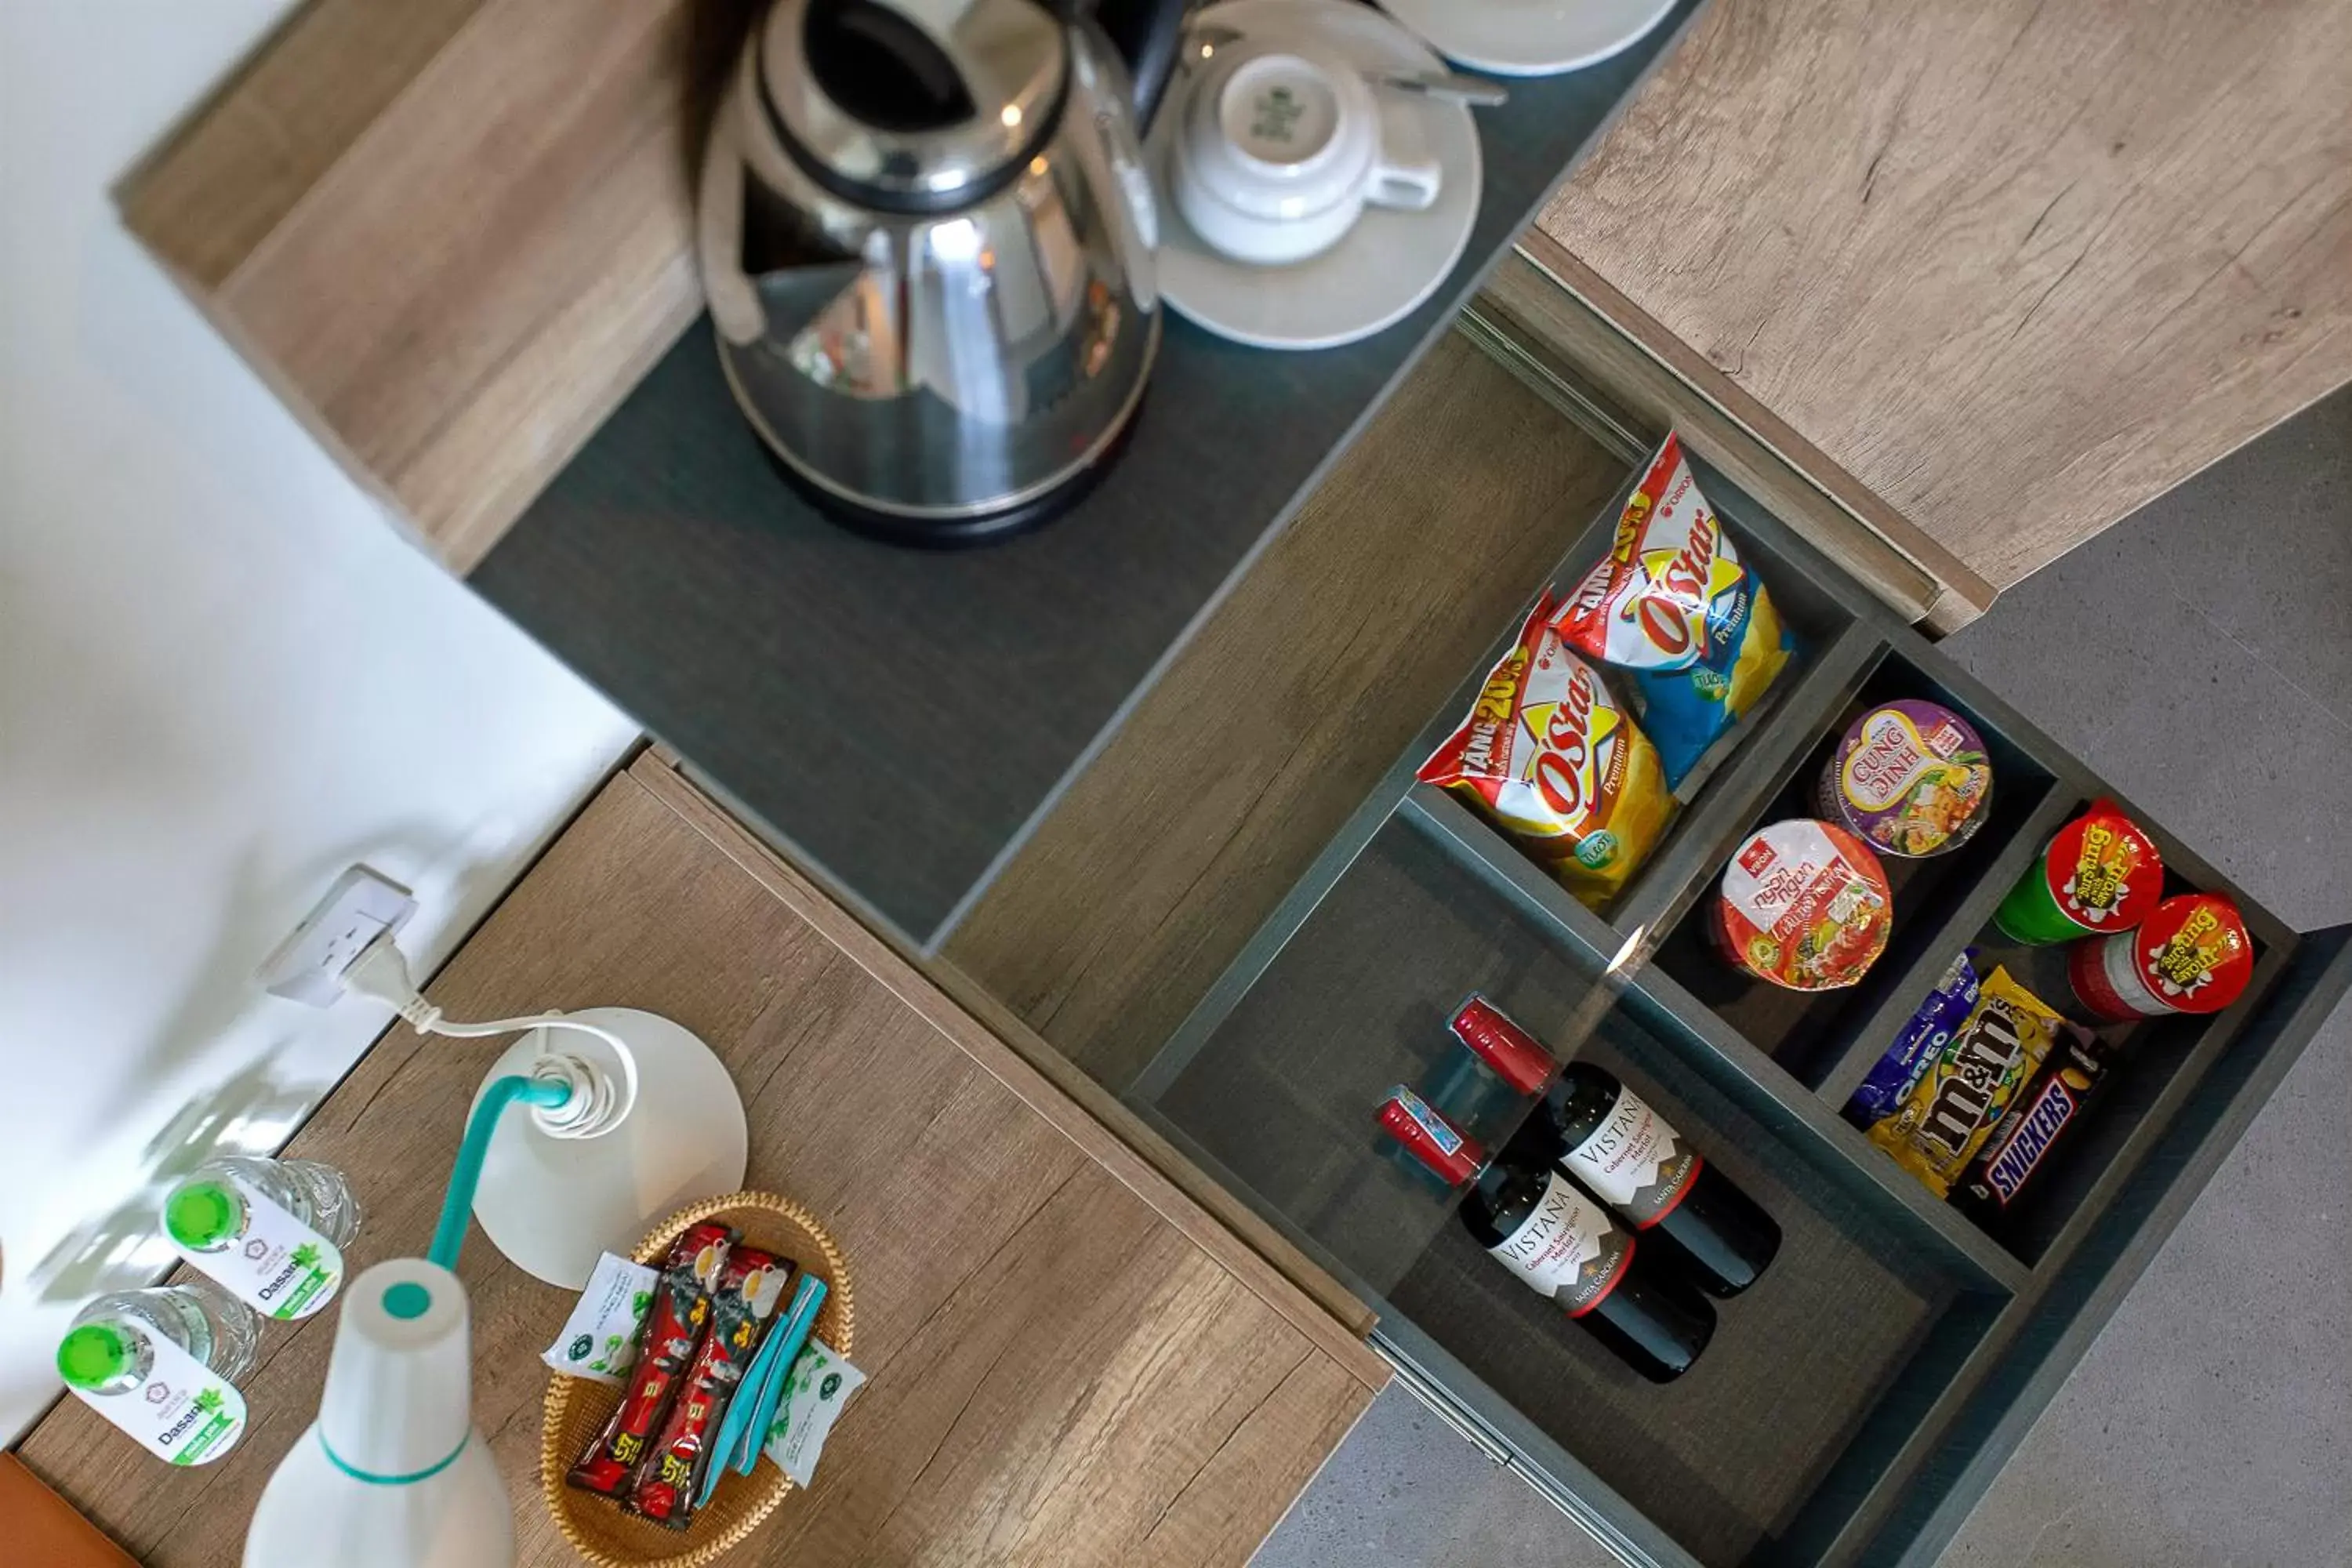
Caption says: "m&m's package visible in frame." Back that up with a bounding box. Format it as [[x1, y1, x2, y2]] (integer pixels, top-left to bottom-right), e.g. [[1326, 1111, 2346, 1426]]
[[1420, 597, 1675, 908], [1868, 969, 2083, 1198], [1555, 434, 1794, 789]]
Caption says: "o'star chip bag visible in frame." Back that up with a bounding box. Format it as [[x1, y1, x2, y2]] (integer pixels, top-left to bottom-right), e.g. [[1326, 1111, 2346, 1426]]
[[1419, 597, 1674, 907], [1555, 434, 1793, 789]]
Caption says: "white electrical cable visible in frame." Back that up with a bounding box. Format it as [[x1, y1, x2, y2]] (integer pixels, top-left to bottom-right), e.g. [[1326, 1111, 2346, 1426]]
[[342, 935, 640, 1137], [412, 1011, 639, 1138]]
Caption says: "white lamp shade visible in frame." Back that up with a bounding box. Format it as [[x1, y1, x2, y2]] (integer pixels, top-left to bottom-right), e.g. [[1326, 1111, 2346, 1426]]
[[245, 1260, 514, 1568], [470, 1007, 748, 1288]]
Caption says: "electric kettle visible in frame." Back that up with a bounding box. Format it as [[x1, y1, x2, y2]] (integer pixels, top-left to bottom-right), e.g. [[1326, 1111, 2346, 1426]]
[[699, 0, 1188, 543]]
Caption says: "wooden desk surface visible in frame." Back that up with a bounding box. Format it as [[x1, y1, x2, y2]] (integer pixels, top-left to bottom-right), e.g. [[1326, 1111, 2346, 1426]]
[[1544, 0, 2352, 593], [16, 760, 1384, 1566]]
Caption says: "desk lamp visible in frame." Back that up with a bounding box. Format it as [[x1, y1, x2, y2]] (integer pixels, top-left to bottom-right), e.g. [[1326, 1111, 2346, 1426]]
[[245, 920, 749, 1566]]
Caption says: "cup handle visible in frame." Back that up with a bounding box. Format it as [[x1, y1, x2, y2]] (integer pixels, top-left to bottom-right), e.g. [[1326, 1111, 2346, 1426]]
[[1366, 150, 1443, 213]]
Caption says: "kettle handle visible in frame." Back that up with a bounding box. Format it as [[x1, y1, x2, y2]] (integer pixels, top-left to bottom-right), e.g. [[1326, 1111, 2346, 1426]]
[[1083, 0, 1191, 129]]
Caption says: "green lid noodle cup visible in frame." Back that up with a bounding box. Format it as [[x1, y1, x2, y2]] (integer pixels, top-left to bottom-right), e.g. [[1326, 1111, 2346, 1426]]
[[1816, 699, 1994, 858], [2068, 893, 2252, 1020], [1991, 799, 2162, 945]]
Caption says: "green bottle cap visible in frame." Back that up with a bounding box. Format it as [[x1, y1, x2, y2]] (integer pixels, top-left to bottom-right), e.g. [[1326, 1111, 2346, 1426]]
[[57, 1324, 136, 1391], [164, 1180, 244, 1251]]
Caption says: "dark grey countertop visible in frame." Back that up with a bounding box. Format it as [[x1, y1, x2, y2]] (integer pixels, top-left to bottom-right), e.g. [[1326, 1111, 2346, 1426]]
[[471, 2, 1698, 949]]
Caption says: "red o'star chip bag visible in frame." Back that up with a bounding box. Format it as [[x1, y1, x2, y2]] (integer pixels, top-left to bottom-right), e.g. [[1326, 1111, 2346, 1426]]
[[1419, 597, 1674, 907]]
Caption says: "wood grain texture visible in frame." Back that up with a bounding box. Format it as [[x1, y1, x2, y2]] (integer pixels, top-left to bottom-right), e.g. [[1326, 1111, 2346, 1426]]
[[1481, 238, 1995, 633], [941, 335, 1631, 1094], [1543, 0, 2352, 589], [16, 772, 1378, 1567], [631, 752, 1389, 1359], [119, 0, 747, 571], [114, 0, 487, 290]]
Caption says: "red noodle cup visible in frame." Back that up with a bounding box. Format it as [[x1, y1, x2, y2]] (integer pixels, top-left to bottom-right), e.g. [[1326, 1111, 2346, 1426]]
[[1711, 819, 1893, 991]]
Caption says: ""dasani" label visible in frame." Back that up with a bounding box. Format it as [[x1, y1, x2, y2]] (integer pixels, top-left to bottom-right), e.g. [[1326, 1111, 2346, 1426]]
[[72, 1333, 247, 1465], [173, 1174, 344, 1321]]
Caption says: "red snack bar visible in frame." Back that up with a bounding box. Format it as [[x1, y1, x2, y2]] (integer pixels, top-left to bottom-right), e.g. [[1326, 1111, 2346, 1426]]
[[626, 1246, 794, 1529], [567, 1222, 735, 1498]]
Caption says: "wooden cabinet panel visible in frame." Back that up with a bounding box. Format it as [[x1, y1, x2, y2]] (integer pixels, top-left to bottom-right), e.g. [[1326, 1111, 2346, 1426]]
[[943, 336, 1632, 1093], [120, 0, 739, 572], [1543, 0, 2352, 590], [16, 766, 1381, 1566]]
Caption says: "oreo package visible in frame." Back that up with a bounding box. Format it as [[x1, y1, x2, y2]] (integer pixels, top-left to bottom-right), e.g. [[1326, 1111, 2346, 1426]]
[[1845, 950, 1981, 1128]]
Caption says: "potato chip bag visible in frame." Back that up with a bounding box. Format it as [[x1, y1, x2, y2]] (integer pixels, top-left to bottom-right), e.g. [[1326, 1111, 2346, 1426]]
[[1419, 597, 1674, 907], [1555, 434, 1793, 789], [1868, 967, 2078, 1198]]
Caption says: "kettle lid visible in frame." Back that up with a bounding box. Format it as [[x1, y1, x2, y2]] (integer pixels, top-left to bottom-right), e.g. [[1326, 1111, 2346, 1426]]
[[760, 0, 1068, 212]]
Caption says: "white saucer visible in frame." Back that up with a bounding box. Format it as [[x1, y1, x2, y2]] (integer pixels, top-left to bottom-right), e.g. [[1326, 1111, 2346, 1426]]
[[1151, 0, 1481, 352], [1376, 0, 1678, 76]]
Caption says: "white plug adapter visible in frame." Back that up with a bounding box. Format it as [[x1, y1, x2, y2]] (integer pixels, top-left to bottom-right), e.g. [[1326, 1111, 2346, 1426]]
[[258, 865, 419, 1007]]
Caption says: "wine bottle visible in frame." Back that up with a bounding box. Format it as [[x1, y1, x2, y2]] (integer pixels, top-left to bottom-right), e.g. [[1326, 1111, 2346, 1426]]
[[1379, 1087, 1714, 1383], [1450, 995, 1782, 1298]]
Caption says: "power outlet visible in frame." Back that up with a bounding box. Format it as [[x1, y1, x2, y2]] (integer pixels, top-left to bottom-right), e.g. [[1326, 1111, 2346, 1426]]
[[260, 865, 419, 1007]]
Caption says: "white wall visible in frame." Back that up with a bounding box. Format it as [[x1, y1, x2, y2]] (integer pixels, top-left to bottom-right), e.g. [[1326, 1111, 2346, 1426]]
[[0, 2, 640, 1443]]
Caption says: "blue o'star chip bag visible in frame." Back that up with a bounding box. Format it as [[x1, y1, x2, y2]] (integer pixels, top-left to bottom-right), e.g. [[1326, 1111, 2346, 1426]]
[[1555, 434, 1795, 790]]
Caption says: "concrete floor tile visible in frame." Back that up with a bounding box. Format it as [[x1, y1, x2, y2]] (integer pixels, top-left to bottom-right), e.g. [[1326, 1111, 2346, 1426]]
[[2130, 390, 2352, 735], [1253, 1386, 1622, 1568], [1940, 1005, 2352, 1568], [1942, 523, 2169, 764], [1948, 518, 2352, 933]]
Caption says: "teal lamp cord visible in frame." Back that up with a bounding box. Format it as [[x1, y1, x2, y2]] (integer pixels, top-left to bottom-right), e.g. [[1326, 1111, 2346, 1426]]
[[426, 1073, 574, 1271]]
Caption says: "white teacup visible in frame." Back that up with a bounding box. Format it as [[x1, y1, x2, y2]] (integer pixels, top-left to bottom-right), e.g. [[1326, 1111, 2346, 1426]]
[[1173, 37, 1443, 266]]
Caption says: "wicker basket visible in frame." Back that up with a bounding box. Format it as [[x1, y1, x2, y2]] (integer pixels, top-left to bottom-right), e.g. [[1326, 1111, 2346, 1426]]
[[542, 1192, 856, 1568]]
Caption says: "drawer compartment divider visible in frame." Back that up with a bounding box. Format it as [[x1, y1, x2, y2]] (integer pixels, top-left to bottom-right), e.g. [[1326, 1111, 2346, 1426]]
[[1614, 623, 1886, 949], [1813, 788, 2084, 1111], [1622, 964, 2031, 1296], [1399, 782, 2031, 1295], [1130, 773, 1417, 1107]]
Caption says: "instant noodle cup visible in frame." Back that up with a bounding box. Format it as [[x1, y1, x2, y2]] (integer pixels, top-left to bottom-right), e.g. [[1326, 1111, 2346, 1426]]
[[1817, 700, 1994, 858], [1555, 434, 1793, 789], [1711, 818, 1892, 991], [2068, 892, 2253, 1020], [1991, 799, 2163, 945], [1419, 597, 1675, 908]]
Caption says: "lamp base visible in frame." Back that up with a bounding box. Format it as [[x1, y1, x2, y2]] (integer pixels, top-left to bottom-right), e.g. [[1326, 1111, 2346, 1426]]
[[245, 1424, 514, 1568], [469, 1008, 748, 1288]]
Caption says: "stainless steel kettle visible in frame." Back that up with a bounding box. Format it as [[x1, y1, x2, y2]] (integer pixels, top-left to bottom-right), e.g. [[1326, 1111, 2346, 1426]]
[[699, 0, 1187, 543]]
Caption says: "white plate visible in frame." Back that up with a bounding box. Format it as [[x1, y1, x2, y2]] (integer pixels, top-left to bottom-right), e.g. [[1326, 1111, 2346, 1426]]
[[1150, 0, 1482, 352], [1376, 0, 1678, 76]]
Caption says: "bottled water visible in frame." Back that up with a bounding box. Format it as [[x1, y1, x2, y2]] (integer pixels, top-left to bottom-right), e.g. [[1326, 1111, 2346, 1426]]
[[164, 1155, 364, 1252], [57, 1279, 259, 1394]]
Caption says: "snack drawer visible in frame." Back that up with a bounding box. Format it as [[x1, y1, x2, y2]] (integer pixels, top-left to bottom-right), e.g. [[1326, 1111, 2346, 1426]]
[[1123, 456, 2352, 1568]]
